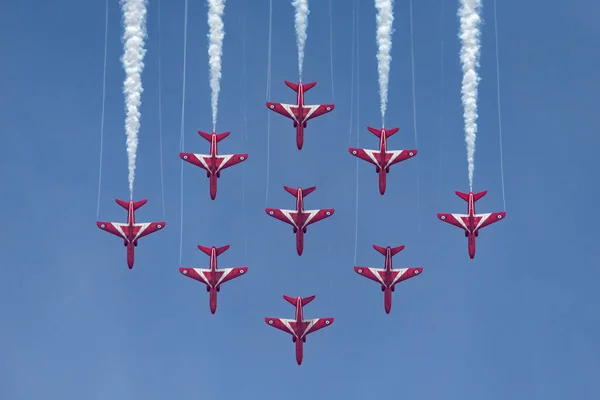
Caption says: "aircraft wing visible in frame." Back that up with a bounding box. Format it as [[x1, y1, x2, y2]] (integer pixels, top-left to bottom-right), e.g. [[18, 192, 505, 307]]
[[389, 267, 422, 285], [349, 148, 379, 166], [180, 267, 211, 286], [301, 209, 334, 229], [384, 149, 417, 168], [132, 222, 165, 240], [265, 318, 296, 335], [301, 318, 334, 338], [215, 154, 248, 173], [265, 208, 299, 229], [215, 267, 248, 286], [180, 152, 211, 171], [97, 221, 129, 240], [437, 213, 469, 230], [474, 212, 506, 230], [303, 104, 334, 122], [266, 102, 298, 123], [354, 266, 385, 284]]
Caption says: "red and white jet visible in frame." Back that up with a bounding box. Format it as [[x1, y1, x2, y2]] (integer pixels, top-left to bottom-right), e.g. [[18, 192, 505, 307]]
[[437, 190, 506, 259], [180, 131, 248, 200], [265, 295, 334, 365], [266, 81, 335, 150], [179, 244, 248, 314], [96, 199, 165, 269], [348, 126, 418, 195], [354, 245, 423, 314], [265, 186, 334, 256]]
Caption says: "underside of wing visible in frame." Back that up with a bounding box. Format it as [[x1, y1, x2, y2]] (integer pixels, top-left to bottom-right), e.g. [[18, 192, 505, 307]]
[[180, 153, 211, 171], [437, 213, 468, 230], [179, 267, 211, 286], [303, 104, 334, 122], [265, 208, 298, 228], [133, 222, 165, 240], [216, 153, 248, 172], [354, 266, 385, 285], [265, 318, 296, 335], [475, 211, 506, 230], [216, 267, 248, 286], [349, 148, 379, 166], [390, 267, 423, 285], [302, 209, 334, 229], [97, 221, 128, 240], [266, 102, 298, 122], [302, 318, 334, 337], [384, 149, 417, 168]]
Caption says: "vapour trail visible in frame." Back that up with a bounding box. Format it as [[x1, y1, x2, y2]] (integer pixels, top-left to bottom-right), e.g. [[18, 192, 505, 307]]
[[329, 0, 335, 100], [347, 1, 356, 146], [264, 0, 273, 206], [493, 0, 507, 211], [157, 0, 166, 219], [96, 0, 109, 219], [292, 0, 309, 81], [374, 0, 394, 127], [120, 0, 148, 198], [353, 0, 360, 266], [241, 0, 249, 259], [458, 0, 482, 191], [178, 0, 189, 265], [409, 0, 421, 232], [437, 0, 445, 206], [207, 0, 225, 132]]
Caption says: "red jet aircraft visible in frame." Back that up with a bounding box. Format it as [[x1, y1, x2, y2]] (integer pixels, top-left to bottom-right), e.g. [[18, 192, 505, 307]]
[[266, 81, 335, 150], [437, 190, 506, 259], [265, 295, 334, 365], [349, 126, 418, 195], [354, 245, 423, 314], [179, 245, 248, 314], [180, 131, 248, 200], [96, 199, 165, 269], [265, 186, 334, 256]]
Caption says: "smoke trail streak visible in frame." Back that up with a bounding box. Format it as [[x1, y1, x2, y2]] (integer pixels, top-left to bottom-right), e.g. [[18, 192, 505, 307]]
[[409, 0, 421, 232], [353, 0, 360, 266], [207, 0, 225, 132], [437, 0, 445, 206], [329, 0, 335, 100], [458, 0, 482, 191], [374, 0, 394, 127], [265, 0, 273, 206], [157, 0, 166, 219], [241, 0, 248, 259], [120, 0, 148, 198], [97, 0, 109, 219], [347, 1, 356, 146], [493, 0, 507, 211], [292, 0, 309, 81], [179, 0, 189, 265]]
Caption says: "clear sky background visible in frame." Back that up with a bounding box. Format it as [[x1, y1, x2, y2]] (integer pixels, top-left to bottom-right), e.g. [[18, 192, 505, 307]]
[[1, 0, 599, 398]]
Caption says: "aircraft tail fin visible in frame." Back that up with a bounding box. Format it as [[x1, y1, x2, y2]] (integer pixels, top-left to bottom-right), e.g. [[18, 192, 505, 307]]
[[285, 81, 316, 92], [455, 190, 487, 202], [284, 186, 316, 198], [115, 199, 147, 210], [198, 244, 230, 257], [198, 131, 230, 143], [367, 126, 399, 138], [373, 244, 405, 257], [283, 295, 316, 307]]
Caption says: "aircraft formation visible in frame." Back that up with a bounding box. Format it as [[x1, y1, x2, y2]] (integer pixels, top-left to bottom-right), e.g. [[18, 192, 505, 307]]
[[96, 0, 507, 366]]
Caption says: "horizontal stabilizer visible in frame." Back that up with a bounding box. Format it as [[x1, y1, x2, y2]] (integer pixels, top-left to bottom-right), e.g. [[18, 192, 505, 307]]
[[115, 199, 147, 210], [284, 186, 316, 198], [197, 244, 230, 256], [198, 131, 230, 143], [285, 81, 317, 93], [373, 244, 405, 257], [367, 126, 399, 138], [283, 295, 315, 307], [455, 190, 487, 202]]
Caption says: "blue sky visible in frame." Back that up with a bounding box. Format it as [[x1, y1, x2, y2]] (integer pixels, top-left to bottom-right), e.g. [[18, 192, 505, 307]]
[[1, 0, 599, 398]]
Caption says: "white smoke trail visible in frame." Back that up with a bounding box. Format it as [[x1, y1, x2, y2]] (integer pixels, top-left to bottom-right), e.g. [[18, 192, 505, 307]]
[[207, 0, 225, 132], [120, 0, 148, 198], [292, 0, 309, 81], [375, 0, 394, 127], [458, 0, 482, 191]]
